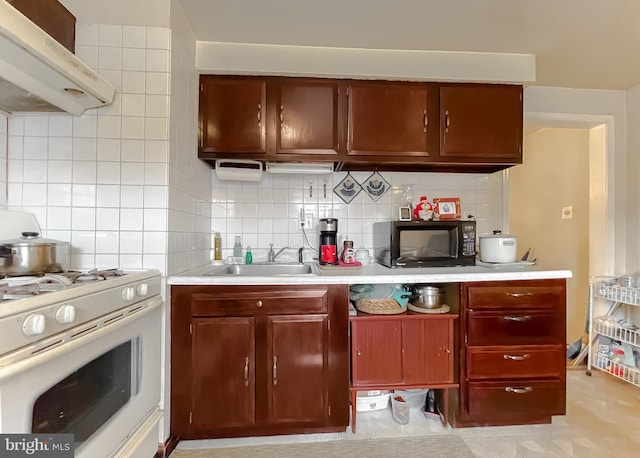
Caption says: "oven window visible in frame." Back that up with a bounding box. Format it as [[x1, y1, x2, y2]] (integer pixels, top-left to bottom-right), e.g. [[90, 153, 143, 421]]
[[31, 339, 138, 448], [399, 229, 454, 259]]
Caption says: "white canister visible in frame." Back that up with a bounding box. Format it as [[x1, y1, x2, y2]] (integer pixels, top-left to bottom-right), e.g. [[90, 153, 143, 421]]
[[479, 230, 518, 263]]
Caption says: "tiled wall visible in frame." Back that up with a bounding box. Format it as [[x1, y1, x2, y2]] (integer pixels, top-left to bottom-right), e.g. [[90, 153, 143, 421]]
[[0, 113, 6, 207], [211, 170, 503, 262], [6, 24, 173, 273]]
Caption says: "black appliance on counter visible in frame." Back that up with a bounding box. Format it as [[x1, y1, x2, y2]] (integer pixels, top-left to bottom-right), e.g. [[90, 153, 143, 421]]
[[319, 218, 338, 265], [373, 220, 476, 268]]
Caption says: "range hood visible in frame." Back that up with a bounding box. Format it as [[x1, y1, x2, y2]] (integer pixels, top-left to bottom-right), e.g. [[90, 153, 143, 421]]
[[0, 0, 115, 115]]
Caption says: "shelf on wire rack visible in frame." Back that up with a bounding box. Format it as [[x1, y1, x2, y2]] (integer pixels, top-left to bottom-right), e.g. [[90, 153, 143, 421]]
[[592, 353, 640, 387], [593, 318, 640, 346]]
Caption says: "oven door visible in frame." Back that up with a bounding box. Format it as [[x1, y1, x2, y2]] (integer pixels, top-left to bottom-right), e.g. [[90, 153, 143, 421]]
[[0, 297, 162, 458]]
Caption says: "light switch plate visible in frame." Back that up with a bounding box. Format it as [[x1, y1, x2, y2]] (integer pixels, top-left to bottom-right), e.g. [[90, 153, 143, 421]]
[[562, 206, 573, 219]]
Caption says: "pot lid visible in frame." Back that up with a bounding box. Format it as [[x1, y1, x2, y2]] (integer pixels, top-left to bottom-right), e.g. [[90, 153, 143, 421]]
[[479, 230, 516, 239], [0, 232, 69, 246]]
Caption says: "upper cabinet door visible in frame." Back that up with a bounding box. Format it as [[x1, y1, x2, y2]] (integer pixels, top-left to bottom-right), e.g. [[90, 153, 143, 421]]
[[440, 84, 523, 162], [199, 76, 267, 155], [271, 80, 342, 157], [346, 82, 434, 157]]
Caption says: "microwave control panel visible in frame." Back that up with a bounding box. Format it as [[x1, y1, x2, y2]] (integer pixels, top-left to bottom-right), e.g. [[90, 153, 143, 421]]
[[461, 223, 476, 256]]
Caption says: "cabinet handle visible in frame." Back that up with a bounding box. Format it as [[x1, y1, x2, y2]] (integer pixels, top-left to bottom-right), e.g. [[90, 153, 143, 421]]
[[506, 292, 534, 298], [444, 348, 451, 354], [257, 104, 262, 125], [504, 315, 531, 321], [272, 356, 278, 386], [356, 350, 361, 356], [503, 354, 530, 361], [505, 386, 533, 394], [244, 356, 249, 387], [280, 105, 284, 127], [256, 300, 263, 308], [423, 109, 428, 132], [444, 110, 450, 133]]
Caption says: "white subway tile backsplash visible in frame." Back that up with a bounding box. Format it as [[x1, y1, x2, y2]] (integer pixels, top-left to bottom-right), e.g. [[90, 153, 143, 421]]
[[48, 117, 73, 137], [144, 140, 169, 163], [145, 95, 169, 118], [72, 161, 97, 184], [46, 207, 71, 230], [119, 254, 143, 270], [123, 25, 146, 48], [72, 184, 97, 207], [143, 231, 167, 253], [47, 184, 72, 206], [121, 139, 145, 162], [119, 231, 143, 253], [99, 70, 123, 92], [146, 27, 170, 50], [123, 48, 146, 71], [75, 45, 99, 68], [73, 116, 98, 138], [121, 117, 145, 139], [145, 118, 168, 140], [77, 24, 99, 46], [144, 186, 168, 208], [120, 208, 144, 230], [121, 94, 146, 117], [122, 71, 146, 94], [120, 185, 144, 208], [99, 25, 123, 47], [95, 231, 119, 253], [23, 160, 47, 182], [97, 116, 121, 139], [96, 207, 120, 229], [146, 49, 170, 72], [23, 137, 48, 160], [97, 139, 122, 161], [97, 162, 121, 184], [73, 138, 97, 161], [98, 46, 122, 70], [72, 208, 96, 230], [24, 117, 48, 136], [71, 231, 96, 254], [146, 72, 169, 95], [8, 136, 23, 159], [145, 163, 167, 185], [22, 184, 47, 205], [121, 163, 145, 185]]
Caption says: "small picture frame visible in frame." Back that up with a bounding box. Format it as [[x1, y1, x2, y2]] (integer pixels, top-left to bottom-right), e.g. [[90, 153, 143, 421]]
[[433, 197, 461, 220], [399, 206, 412, 221]]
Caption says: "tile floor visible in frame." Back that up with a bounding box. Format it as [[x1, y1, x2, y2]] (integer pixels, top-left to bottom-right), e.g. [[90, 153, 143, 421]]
[[175, 367, 640, 457]]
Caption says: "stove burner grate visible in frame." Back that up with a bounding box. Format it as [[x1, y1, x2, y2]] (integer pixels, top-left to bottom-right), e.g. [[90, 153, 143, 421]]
[[0, 283, 40, 301]]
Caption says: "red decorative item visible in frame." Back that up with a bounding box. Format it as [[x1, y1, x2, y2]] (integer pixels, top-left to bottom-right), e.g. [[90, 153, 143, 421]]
[[413, 196, 433, 220]]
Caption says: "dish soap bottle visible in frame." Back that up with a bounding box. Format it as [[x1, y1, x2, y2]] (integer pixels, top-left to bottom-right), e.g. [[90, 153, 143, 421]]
[[233, 236, 243, 257], [213, 232, 222, 261], [245, 246, 253, 264]]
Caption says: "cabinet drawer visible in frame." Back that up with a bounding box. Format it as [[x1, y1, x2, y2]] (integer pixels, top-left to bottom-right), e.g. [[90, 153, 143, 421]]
[[466, 345, 565, 379], [191, 289, 328, 316], [467, 380, 565, 418], [467, 310, 563, 345], [467, 281, 565, 310]]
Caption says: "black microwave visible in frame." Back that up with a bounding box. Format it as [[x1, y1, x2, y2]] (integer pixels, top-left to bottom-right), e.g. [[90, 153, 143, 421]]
[[373, 220, 476, 268]]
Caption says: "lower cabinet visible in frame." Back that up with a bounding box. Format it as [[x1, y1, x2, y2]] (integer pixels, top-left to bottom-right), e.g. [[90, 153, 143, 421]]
[[171, 284, 350, 439], [349, 313, 458, 432], [452, 279, 567, 427]]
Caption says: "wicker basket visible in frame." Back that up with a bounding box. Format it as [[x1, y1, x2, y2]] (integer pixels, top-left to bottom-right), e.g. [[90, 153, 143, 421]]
[[355, 298, 405, 315]]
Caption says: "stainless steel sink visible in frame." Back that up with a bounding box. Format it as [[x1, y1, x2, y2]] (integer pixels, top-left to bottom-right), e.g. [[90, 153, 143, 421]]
[[205, 263, 317, 276]]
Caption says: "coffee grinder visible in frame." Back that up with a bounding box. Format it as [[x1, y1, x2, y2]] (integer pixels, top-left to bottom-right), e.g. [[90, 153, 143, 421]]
[[318, 218, 338, 265]]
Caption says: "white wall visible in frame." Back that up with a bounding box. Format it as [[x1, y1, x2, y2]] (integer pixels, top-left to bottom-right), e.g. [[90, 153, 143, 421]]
[[625, 84, 640, 271], [524, 86, 627, 274], [511, 128, 590, 341]]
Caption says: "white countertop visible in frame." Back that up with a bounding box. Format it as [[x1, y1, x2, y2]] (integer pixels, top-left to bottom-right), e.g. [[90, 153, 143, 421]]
[[168, 262, 572, 286]]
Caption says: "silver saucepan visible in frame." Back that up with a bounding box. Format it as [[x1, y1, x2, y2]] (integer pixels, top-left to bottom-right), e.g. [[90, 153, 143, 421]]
[[412, 285, 443, 309], [0, 232, 70, 276]]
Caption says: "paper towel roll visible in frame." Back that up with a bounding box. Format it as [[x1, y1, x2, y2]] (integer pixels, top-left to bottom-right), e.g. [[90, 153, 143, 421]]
[[215, 159, 262, 182]]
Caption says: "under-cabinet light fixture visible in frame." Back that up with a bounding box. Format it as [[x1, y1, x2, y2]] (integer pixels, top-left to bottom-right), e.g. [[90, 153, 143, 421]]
[[265, 162, 334, 175]]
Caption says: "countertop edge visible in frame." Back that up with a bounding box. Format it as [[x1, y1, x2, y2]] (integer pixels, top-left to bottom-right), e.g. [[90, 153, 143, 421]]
[[167, 264, 573, 286]]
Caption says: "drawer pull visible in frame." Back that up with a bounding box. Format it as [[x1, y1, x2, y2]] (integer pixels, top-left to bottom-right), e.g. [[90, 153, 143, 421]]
[[256, 300, 263, 308], [503, 354, 530, 361], [505, 386, 533, 394], [506, 292, 533, 298], [504, 315, 531, 321], [244, 356, 249, 387]]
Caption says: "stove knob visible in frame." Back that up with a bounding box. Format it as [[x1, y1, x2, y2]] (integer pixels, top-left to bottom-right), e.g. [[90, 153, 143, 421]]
[[56, 304, 76, 324], [121, 287, 135, 301], [136, 283, 149, 297], [23, 313, 46, 336]]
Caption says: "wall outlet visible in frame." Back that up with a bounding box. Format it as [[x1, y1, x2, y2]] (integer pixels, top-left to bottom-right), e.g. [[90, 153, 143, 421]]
[[562, 206, 573, 219], [304, 213, 313, 229]]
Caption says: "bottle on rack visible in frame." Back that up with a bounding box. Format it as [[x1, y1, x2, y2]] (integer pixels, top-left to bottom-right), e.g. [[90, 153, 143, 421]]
[[233, 236, 243, 257], [245, 246, 253, 264], [213, 232, 222, 261]]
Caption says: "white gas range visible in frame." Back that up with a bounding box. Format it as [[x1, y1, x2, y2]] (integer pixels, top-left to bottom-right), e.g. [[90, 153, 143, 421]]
[[0, 211, 164, 458]]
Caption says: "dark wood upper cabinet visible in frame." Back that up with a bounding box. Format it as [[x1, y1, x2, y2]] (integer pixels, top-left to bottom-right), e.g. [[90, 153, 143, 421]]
[[270, 80, 342, 157], [439, 84, 523, 162], [197, 76, 524, 172], [346, 81, 435, 158], [199, 77, 267, 156]]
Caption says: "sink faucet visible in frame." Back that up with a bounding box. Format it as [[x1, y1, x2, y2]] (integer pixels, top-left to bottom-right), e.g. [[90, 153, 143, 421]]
[[268, 244, 290, 262]]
